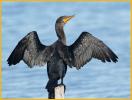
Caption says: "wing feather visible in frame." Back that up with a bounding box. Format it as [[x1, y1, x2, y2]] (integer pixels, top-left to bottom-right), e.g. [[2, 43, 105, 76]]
[[68, 32, 118, 69], [7, 31, 54, 68]]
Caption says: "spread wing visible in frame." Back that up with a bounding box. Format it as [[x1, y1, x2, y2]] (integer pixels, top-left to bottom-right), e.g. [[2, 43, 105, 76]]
[[68, 32, 118, 70], [7, 31, 54, 68]]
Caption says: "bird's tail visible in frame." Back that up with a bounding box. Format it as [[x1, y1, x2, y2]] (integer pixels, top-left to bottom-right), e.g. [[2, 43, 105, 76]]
[[45, 79, 58, 99]]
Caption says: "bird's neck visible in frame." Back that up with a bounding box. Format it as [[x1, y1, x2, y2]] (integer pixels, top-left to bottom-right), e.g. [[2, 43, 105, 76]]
[[55, 24, 66, 44]]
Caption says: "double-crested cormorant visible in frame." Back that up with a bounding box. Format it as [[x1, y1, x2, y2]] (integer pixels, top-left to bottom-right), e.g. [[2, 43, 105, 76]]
[[7, 16, 118, 99]]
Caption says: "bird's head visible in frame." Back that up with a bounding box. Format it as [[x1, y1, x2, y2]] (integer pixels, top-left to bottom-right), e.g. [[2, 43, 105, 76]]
[[56, 15, 74, 26]]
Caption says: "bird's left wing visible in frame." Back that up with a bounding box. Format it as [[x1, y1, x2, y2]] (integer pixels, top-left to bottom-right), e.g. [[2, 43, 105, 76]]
[[67, 32, 118, 70], [7, 31, 54, 68]]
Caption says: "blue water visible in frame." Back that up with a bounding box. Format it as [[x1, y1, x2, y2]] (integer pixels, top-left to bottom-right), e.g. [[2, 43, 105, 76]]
[[2, 2, 130, 98]]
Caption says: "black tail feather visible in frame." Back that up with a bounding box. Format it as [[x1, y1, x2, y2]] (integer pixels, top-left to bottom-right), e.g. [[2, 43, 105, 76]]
[[45, 79, 58, 99]]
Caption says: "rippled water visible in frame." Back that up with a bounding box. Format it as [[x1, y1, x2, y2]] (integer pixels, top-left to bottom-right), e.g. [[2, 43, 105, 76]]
[[2, 2, 130, 98]]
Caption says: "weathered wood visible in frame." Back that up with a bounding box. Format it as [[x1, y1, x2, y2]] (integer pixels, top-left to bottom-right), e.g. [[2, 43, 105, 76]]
[[55, 85, 64, 99]]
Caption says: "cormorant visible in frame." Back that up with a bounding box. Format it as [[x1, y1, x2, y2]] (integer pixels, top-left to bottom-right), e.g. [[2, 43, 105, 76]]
[[7, 15, 118, 99]]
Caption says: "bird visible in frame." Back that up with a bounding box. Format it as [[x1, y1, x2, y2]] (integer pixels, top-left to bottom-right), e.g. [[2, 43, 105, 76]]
[[7, 15, 118, 99]]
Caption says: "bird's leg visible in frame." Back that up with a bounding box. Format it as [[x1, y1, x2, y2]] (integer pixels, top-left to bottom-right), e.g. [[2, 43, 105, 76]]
[[59, 78, 66, 92], [61, 78, 63, 85]]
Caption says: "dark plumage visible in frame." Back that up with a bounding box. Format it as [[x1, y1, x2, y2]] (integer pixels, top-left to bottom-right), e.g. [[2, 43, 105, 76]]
[[7, 15, 118, 99]]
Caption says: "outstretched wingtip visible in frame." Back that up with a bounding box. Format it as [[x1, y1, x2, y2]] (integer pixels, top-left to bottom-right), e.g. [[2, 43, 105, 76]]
[[7, 58, 12, 66], [110, 52, 118, 63], [114, 57, 118, 63]]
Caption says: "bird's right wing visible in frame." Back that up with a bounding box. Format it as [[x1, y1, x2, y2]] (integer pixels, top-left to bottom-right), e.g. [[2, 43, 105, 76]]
[[7, 31, 54, 68], [67, 32, 118, 70]]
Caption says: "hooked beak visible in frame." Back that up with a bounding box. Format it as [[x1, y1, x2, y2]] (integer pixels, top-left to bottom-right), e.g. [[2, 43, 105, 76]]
[[63, 15, 74, 24]]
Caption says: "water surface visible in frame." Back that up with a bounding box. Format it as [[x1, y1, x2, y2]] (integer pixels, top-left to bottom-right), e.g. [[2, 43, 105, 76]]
[[2, 2, 130, 98]]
